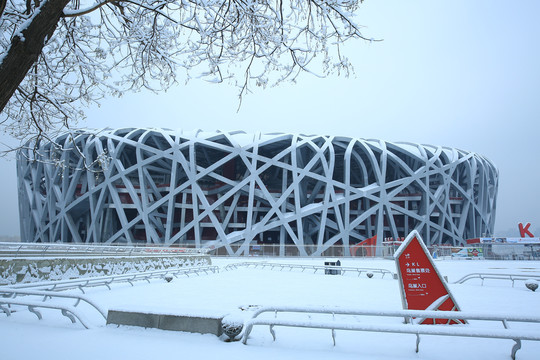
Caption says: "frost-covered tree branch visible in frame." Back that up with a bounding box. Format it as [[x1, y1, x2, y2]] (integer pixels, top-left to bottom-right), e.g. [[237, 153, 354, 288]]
[[0, 0, 379, 148]]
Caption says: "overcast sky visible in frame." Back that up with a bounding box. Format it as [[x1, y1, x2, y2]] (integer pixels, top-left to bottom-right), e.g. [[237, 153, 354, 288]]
[[1, 1, 539, 238]]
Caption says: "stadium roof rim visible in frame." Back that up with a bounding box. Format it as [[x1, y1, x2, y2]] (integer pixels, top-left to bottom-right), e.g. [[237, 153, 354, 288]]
[[48, 127, 497, 169]]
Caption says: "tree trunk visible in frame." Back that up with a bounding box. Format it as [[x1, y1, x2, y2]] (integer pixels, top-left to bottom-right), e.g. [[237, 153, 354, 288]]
[[0, 0, 71, 113]]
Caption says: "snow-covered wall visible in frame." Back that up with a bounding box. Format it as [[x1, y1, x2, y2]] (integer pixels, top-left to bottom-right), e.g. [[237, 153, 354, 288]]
[[0, 255, 211, 285]]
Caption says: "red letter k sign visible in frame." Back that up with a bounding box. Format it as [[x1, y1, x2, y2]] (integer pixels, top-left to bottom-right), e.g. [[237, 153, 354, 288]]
[[519, 223, 534, 238]]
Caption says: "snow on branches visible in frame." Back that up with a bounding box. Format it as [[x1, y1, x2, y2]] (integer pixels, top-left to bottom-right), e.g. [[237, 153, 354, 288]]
[[0, 0, 376, 144]]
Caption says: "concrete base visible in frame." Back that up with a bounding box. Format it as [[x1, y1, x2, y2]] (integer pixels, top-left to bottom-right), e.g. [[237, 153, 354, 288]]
[[107, 309, 224, 336]]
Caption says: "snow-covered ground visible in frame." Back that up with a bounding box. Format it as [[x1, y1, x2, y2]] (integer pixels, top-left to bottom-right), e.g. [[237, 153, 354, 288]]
[[1, 258, 540, 360]]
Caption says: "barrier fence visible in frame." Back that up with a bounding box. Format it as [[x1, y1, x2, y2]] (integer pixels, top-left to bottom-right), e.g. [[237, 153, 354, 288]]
[[209, 243, 540, 260], [0, 242, 208, 258], [6, 266, 219, 292], [2, 242, 539, 260], [224, 262, 395, 278], [241, 305, 540, 359]]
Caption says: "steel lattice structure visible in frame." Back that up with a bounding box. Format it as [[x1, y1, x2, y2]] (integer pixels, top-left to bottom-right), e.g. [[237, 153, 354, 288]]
[[17, 129, 498, 256]]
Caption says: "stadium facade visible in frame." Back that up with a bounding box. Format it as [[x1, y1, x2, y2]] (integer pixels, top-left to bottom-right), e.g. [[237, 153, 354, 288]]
[[17, 129, 498, 256]]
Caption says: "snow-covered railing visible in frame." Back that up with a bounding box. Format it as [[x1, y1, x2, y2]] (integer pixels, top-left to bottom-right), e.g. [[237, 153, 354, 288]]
[[453, 273, 540, 287], [224, 262, 395, 278], [7, 266, 219, 292], [0, 288, 107, 328], [0, 298, 94, 328], [242, 306, 540, 360], [0, 241, 208, 258], [0, 296, 97, 329]]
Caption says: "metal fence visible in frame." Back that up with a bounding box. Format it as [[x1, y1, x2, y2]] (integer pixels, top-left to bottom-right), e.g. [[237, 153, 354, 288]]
[[241, 305, 540, 359], [6, 266, 220, 292], [3, 242, 539, 260], [208, 243, 540, 260], [223, 262, 395, 278], [453, 273, 540, 286], [209, 244, 370, 257], [0, 241, 208, 258]]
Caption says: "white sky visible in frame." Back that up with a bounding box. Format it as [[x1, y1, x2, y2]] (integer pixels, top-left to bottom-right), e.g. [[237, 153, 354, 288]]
[[1, 0, 539, 237]]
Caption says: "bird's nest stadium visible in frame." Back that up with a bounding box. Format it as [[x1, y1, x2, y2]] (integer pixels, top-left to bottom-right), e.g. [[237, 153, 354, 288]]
[[17, 128, 498, 256]]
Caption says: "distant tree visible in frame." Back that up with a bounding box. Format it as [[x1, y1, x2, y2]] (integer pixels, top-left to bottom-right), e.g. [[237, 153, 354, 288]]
[[0, 0, 377, 146]]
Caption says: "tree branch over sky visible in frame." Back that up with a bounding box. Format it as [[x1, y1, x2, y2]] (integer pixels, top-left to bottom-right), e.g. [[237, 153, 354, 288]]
[[0, 0, 378, 144]]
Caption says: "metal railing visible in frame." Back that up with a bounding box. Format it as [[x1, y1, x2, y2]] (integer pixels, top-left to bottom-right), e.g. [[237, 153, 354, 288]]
[[453, 273, 540, 287], [0, 288, 108, 329], [209, 243, 540, 260], [0, 241, 208, 258], [0, 288, 107, 318], [6, 266, 220, 292], [0, 288, 107, 329], [4, 242, 539, 260], [0, 298, 96, 329], [0, 265, 219, 328], [242, 305, 540, 359], [210, 244, 375, 257], [223, 262, 395, 278]]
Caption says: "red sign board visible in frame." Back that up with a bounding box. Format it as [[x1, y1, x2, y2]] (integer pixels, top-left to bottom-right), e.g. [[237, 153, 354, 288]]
[[394, 231, 465, 325]]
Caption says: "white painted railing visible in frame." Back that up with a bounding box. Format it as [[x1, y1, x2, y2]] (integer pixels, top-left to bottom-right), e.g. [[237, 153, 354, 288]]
[[0, 266, 219, 328], [223, 262, 396, 278], [241, 305, 540, 359], [453, 273, 540, 287], [0, 288, 107, 319], [0, 289, 107, 328], [0, 298, 96, 328], [0, 241, 208, 258], [7, 266, 219, 292]]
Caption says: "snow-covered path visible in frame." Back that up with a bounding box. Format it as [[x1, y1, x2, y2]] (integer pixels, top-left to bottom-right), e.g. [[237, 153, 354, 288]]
[[1, 258, 540, 360]]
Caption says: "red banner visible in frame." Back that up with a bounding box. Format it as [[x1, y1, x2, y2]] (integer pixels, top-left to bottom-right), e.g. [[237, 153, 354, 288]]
[[395, 231, 465, 325]]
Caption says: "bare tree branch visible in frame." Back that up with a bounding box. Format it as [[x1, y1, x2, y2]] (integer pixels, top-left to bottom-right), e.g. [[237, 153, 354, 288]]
[[62, 0, 112, 17], [0, 0, 7, 19], [1, 0, 380, 160]]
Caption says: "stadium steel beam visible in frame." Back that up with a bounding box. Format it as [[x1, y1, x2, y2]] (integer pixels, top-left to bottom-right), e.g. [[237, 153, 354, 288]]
[[17, 129, 498, 256]]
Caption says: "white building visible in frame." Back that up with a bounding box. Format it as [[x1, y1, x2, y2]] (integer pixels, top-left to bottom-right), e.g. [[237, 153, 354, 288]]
[[17, 128, 498, 256]]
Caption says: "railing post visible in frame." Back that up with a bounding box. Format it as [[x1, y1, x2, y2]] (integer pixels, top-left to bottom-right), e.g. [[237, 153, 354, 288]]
[[511, 339, 522, 360]]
